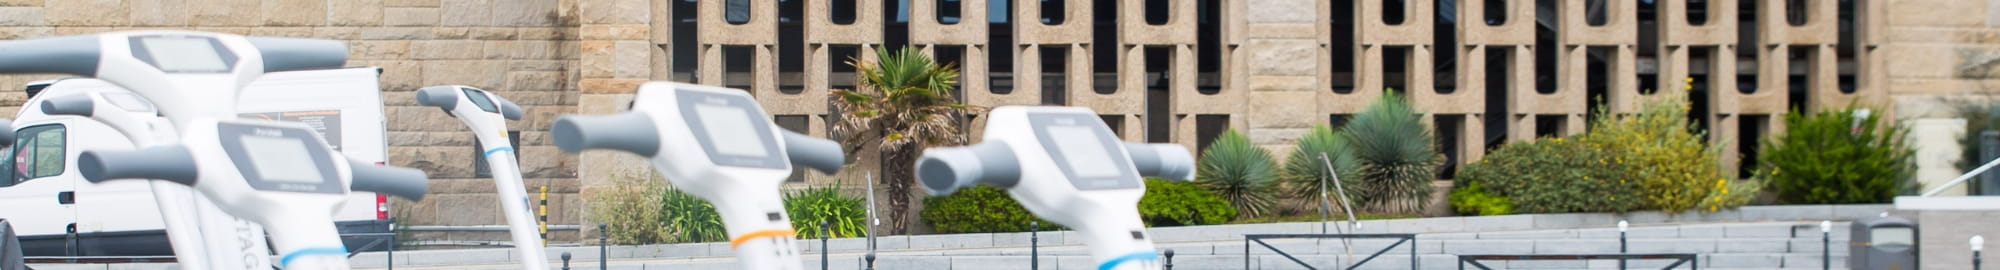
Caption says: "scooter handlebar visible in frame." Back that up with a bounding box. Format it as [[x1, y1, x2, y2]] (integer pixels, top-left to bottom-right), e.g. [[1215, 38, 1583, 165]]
[[0, 118, 14, 148], [413, 86, 459, 111], [915, 141, 1019, 195], [78, 145, 198, 186], [552, 112, 661, 157], [346, 159, 429, 201], [498, 98, 524, 120], [781, 129, 844, 175], [39, 94, 94, 117], [1122, 142, 1196, 181], [0, 35, 101, 77], [243, 37, 347, 73]]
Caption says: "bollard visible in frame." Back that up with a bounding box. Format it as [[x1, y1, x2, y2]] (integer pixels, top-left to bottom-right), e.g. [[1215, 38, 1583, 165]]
[[1974, 235, 1985, 270], [865, 252, 877, 270], [1031, 221, 1040, 270], [821, 220, 830, 270], [599, 223, 608, 270], [389, 219, 397, 270], [1822, 221, 1832, 270], [540, 186, 550, 246], [561, 252, 572, 270], [1163, 249, 1175, 270], [1618, 220, 1628, 270]]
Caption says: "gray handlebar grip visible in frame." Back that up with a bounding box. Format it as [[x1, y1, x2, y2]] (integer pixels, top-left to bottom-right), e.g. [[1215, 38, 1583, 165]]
[[78, 146, 198, 186], [347, 159, 429, 201], [413, 86, 459, 111], [0, 118, 14, 148], [552, 112, 661, 157], [780, 130, 844, 175], [245, 37, 347, 73], [1123, 142, 1196, 181], [39, 94, 94, 117], [498, 98, 524, 120], [915, 141, 1018, 195], [0, 35, 101, 76]]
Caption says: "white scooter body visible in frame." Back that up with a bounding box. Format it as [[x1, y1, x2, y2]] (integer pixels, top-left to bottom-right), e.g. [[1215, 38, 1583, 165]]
[[413, 85, 549, 270], [916, 106, 1197, 270], [553, 82, 847, 270]]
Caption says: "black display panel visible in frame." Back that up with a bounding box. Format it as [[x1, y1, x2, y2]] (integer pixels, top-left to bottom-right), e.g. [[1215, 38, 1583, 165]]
[[462, 88, 499, 113], [127, 35, 238, 74], [674, 89, 786, 169], [217, 122, 342, 194], [1029, 111, 1140, 191]]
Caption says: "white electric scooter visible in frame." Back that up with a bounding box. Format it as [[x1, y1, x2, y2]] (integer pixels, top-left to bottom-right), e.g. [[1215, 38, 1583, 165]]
[[916, 106, 1196, 270], [413, 85, 549, 269], [551, 82, 845, 270], [0, 31, 429, 269]]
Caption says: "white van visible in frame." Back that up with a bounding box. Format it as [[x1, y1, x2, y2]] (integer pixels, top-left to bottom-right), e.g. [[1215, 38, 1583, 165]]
[[0, 67, 393, 256]]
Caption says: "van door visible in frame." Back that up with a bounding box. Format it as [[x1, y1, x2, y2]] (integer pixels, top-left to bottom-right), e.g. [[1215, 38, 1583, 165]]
[[0, 124, 78, 253]]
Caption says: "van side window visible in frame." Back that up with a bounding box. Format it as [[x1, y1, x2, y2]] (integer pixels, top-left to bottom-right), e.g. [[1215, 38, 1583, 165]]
[[0, 146, 12, 187], [13, 124, 65, 180]]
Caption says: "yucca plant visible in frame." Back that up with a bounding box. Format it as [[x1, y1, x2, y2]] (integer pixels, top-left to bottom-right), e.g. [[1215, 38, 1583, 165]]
[[783, 186, 868, 239], [1341, 91, 1444, 214], [1277, 124, 1363, 214], [1196, 129, 1279, 218], [829, 46, 984, 234], [659, 187, 727, 243]]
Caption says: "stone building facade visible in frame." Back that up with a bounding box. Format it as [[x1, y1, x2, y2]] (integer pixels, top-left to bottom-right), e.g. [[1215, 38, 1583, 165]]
[[0, 0, 1994, 243]]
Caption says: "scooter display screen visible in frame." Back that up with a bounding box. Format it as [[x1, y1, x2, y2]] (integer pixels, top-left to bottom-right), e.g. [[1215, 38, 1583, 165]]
[[128, 35, 237, 73], [675, 89, 785, 169], [463, 88, 499, 113], [217, 122, 343, 194], [1028, 112, 1139, 191]]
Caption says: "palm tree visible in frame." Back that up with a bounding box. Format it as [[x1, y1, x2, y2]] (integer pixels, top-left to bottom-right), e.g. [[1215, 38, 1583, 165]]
[[829, 46, 982, 234]]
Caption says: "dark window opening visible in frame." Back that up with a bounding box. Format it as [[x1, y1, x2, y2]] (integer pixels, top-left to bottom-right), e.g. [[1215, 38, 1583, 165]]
[[1736, 0, 1758, 95], [474, 131, 524, 178], [1533, 115, 1563, 139], [1100, 115, 1125, 139], [832, 0, 858, 24], [1436, 115, 1463, 179], [776, 115, 811, 182], [673, 0, 700, 82], [991, 13, 1016, 95], [1435, 13, 1458, 94], [1483, 0, 1508, 25], [1144, 0, 1170, 25], [1688, 73, 1713, 142], [1147, 82, 1171, 143], [1092, 0, 1119, 94], [1686, 0, 1709, 26], [1533, 0, 1558, 94], [723, 46, 755, 90], [1785, 0, 1807, 26], [1040, 0, 1066, 24], [1195, 115, 1229, 153], [1836, 0, 1857, 94], [828, 45, 862, 91], [883, 0, 909, 49], [1787, 45, 1812, 111], [1329, 114, 1353, 130], [1383, 0, 1407, 25], [1588, 46, 1612, 123], [1197, 0, 1222, 95], [1737, 114, 1767, 178], [1331, 0, 1357, 93], [781, 0, 807, 94], [937, 0, 963, 24], [727, 0, 753, 25], [1384, 46, 1411, 93], [1145, 46, 1172, 96], [1586, 0, 1609, 26], [934, 46, 968, 101], [1042, 46, 1069, 105], [1484, 47, 1511, 146]]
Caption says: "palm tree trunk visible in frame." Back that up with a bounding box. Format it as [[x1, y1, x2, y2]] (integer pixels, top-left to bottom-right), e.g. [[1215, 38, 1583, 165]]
[[882, 146, 918, 235]]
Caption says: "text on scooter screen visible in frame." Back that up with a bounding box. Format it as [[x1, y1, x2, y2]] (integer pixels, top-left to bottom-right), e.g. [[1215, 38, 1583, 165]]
[[238, 135, 328, 184], [139, 37, 230, 73], [693, 103, 769, 158], [1046, 126, 1121, 178]]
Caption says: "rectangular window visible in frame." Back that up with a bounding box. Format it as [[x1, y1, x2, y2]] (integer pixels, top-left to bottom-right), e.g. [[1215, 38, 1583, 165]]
[[934, 46, 967, 101], [1040, 46, 1068, 105], [1100, 115, 1124, 139], [776, 115, 811, 182], [724, 46, 756, 90], [473, 131, 523, 178], [14, 124, 64, 180], [1195, 114, 1229, 153]]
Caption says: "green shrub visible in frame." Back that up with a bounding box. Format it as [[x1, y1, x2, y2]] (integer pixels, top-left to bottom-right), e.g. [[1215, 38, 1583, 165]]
[[919, 186, 1057, 233], [1342, 91, 1444, 213], [784, 186, 868, 239], [658, 187, 727, 243], [1448, 181, 1513, 216], [1948, 97, 2000, 172], [1196, 129, 1280, 218], [1760, 105, 1916, 204], [586, 175, 672, 245], [1458, 136, 1644, 213], [1581, 94, 1743, 213], [1138, 178, 1237, 226], [1277, 124, 1363, 214]]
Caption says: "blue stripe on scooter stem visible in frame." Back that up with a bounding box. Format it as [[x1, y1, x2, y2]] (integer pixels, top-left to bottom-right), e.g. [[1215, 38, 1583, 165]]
[[279, 246, 349, 267], [1097, 250, 1160, 270], [484, 146, 514, 156]]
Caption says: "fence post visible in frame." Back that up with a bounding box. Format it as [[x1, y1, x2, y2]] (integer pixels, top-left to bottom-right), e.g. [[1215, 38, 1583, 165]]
[[1031, 221, 1039, 270], [1619, 220, 1628, 270], [821, 219, 830, 270], [1823, 221, 1832, 270], [598, 223, 607, 270], [560, 252, 571, 270]]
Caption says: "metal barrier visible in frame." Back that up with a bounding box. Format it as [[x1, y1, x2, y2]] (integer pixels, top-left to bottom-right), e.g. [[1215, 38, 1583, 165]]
[[1455, 254, 1699, 270], [1244, 233, 1418, 270]]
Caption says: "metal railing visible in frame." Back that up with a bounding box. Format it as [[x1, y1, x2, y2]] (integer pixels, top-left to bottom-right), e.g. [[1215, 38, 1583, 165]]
[[1924, 151, 2000, 197], [1456, 254, 1699, 270], [1244, 233, 1419, 270]]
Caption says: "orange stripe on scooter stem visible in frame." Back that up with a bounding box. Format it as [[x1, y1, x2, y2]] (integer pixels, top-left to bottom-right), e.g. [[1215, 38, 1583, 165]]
[[729, 229, 797, 248]]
